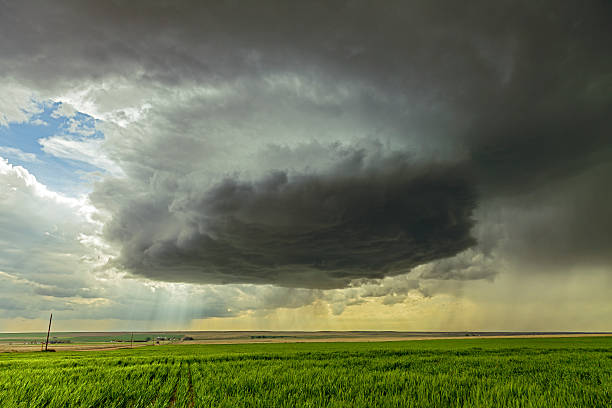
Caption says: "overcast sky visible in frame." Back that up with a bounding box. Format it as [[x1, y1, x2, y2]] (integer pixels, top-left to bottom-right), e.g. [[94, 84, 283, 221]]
[[0, 0, 610, 332]]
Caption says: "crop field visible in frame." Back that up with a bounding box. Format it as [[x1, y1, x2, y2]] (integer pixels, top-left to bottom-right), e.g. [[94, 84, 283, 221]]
[[0, 337, 611, 407]]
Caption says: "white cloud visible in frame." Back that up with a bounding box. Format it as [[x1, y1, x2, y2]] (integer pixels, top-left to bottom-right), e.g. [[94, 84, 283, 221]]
[[0, 157, 85, 207], [64, 117, 96, 136], [0, 158, 102, 315], [0, 81, 41, 126], [38, 135, 123, 176], [54, 80, 155, 127], [0, 147, 39, 162], [50, 102, 76, 118], [30, 118, 48, 126]]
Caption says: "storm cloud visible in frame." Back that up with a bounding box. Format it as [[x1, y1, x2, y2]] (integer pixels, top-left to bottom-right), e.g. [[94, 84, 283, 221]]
[[1, 0, 611, 298], [95, 155, 476, 288]]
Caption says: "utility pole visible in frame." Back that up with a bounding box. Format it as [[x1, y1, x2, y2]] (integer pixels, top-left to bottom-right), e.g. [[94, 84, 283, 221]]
[[130, 332, 134, 349], [45, 313, 52, 351]]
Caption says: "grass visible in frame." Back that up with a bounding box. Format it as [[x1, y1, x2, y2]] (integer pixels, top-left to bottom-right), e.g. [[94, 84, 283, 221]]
[[0, 337, 610, 407]]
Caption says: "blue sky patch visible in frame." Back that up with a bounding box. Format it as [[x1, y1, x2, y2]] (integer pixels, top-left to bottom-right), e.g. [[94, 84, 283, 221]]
[[0, 101, 108, 196]]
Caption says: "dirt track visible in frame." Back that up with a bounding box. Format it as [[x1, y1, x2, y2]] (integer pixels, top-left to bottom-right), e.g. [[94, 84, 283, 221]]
[[182, 333, 612, 345], [2, 333, 610, 353], [0, 342, 153, 353]]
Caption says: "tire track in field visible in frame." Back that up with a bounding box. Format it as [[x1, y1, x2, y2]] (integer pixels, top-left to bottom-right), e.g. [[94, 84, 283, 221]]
[[187, 361, 195, 408], [168, 361, 181, 408]]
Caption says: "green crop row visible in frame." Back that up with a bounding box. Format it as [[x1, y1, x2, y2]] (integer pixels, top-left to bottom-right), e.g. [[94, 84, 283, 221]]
[[0, 337, 611, 407]]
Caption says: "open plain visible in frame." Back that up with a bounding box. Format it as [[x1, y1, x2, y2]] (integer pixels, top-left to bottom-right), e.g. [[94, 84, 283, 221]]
[[1, 336, 611, 407], [2, 331, 611, 353]]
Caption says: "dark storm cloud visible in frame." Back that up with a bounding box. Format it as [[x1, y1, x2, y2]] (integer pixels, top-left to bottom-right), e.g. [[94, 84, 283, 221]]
[[2, 1, 609, 99], [96, 155, 476, 288], [2, 0, 611, 288]]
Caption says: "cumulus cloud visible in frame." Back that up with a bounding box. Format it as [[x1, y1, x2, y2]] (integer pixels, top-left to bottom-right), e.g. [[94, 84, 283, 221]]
[[0, 157, 102, 317]]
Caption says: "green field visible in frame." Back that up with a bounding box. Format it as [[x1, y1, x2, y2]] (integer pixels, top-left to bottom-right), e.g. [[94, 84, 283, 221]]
[[1, 337, 611, 407]]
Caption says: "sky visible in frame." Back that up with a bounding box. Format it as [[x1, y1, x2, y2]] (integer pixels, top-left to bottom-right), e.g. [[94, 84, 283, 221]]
[[0, 0, 611, 332]]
